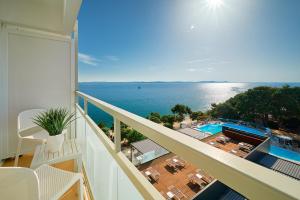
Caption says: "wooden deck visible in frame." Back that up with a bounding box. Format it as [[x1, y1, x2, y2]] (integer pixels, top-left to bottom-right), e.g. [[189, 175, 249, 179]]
[[138, 153, 214, 200], [2, 154, 90, 200], [202, 133, 253, 158]]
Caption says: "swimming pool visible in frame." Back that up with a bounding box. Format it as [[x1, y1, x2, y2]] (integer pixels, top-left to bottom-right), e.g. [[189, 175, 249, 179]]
[[196, 124, 222, 135], [269, 145, 300, 163], [196, 123, 267, 137]]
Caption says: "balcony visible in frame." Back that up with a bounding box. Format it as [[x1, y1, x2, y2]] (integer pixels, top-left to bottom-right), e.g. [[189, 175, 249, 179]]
[[72, 91, 300, 200], [2, 90, 299, 200], [0, 1, 299, 199]]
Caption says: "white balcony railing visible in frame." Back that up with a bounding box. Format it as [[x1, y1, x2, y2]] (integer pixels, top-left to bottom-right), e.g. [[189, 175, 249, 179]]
[[75, 91, 300, 200]]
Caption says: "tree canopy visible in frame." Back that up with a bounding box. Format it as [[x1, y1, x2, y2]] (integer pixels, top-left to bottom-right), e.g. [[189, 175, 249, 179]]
[[171, 104, 192, 122], [208, 86, 300, 131], [98, 122, 110, 135], [120, 123, 145, 144], [190, 111, 205, 121], [147, 112, 161, 123]]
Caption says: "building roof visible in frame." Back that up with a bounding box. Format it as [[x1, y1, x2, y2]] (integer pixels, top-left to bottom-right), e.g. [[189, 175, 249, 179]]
[[178, 128, 210, 140], [218, 189, 246, 200], [256, 153, 300, 180], [131, 139, 169, 155]]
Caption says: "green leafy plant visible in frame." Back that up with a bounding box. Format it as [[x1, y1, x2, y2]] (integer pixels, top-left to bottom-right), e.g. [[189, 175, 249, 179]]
[[33, 108, 74, 136]]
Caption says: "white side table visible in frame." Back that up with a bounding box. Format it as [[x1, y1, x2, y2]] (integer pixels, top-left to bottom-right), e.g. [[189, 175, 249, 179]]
[[30, 139, 82, 172]]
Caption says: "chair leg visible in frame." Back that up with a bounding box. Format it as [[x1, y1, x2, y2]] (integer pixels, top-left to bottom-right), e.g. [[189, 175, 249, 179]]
[[79, 177, 83, 200], [14, 139, 22, 166]]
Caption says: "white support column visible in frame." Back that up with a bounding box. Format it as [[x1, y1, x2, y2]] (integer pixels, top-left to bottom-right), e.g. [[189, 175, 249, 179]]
[[74, 20, 78, 94], [114, 118, 121, 153], [73, 20, 78, 139], [0, 22, 9, 160]]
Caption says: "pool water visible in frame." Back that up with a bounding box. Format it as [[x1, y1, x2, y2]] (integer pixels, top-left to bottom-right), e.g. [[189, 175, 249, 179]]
[[196, 124, 222, 135], [269, 145, 300, 163], [196, 123, 300, 163]]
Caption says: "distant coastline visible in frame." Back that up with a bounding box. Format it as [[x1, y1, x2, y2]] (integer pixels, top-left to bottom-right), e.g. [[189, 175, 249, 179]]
[[79, 81, 300, 84], [79, 81, 230, 83], [79, 82, 300, 126]]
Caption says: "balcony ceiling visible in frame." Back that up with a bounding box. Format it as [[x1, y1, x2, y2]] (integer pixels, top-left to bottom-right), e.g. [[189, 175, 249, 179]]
[[0, 0, 82, 35]]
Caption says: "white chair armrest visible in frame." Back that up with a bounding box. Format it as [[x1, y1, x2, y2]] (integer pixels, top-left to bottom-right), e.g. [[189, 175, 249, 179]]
[[18, 125, 44, 138]]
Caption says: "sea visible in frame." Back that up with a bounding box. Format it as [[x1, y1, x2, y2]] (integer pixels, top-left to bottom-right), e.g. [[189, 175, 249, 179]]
[[78, 82, 300, 126]]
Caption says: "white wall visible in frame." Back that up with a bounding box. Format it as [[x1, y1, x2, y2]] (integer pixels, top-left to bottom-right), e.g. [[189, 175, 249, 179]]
[[0, 0, 82, 35], [0, 24, 76, 159]]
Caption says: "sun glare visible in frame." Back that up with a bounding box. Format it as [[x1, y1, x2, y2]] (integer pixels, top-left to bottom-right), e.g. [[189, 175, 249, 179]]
[[206, 0, 224, 10]]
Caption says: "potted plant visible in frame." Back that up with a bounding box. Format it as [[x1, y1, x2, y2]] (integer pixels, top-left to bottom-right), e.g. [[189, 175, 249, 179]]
[[33, 108, 74, 152]]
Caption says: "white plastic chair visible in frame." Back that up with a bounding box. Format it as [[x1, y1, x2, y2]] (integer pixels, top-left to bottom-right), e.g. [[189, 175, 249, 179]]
[[15, 109, 48, 166], [0, 164, 83, 200]]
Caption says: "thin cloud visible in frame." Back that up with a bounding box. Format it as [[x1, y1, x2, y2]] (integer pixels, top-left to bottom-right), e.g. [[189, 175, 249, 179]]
[[187, 58, 211, 64], [187, 67, 215, 73], [78, 53, 101, 66], [105, 55, 120, 61]]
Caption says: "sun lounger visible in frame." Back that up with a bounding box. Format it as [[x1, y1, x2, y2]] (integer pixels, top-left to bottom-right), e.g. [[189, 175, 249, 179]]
[[166, 191, 175, 200], [143, 171, 152, 181], [238, 142, 254, 152], [172, 156, 186, 168], [166, 158, 178, 170], [145, 167, 160, 182], [238, 142, 253, 148], [167, 185, 186, 200], [195, 169, 214, 183], [238, 143, 253, 152], [239, 145, 252, 152], [216, 136, 230, 144], [166, 156, 186, 171], [188, 173, 205, 188]]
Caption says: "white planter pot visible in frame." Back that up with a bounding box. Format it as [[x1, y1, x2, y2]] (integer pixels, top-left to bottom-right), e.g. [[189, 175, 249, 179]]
[[45, 130, 66, 153]]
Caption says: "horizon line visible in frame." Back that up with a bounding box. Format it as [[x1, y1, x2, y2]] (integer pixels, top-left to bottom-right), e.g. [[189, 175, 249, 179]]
[[78, 81, 300, 83]]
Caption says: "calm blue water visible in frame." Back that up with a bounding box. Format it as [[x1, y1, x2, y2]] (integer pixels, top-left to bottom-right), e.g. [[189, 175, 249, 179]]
[[196, 124, 222, 135], [269, 145, 300, 163], [79, 82, 300, 126]]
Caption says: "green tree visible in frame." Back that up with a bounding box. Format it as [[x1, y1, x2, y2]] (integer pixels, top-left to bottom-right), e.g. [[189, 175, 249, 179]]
[[208, 86, 300, 131], [98, 122, 110, 135], [124, 129, 145, 144], [161, 115, 176, 125], [164, 122, 173, 129], [147, 112, 161, 123], [190, 111, 204, 121], [171, 104, 191, 121]]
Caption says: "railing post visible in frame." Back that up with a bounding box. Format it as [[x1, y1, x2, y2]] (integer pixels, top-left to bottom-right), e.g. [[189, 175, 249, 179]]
[[114, 117, 121, 152], [84, 97, 88, 115]]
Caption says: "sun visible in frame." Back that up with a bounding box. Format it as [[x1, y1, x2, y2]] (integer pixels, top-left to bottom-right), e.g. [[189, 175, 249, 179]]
[[206, 0, 224, 10]]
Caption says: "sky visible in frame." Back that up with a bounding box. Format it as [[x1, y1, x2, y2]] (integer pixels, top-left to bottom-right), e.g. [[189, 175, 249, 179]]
[[78, 0, 300, 82]]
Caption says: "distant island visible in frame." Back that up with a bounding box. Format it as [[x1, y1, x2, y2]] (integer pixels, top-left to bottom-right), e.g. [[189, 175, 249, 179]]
[[80, 81, 230, 84]]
